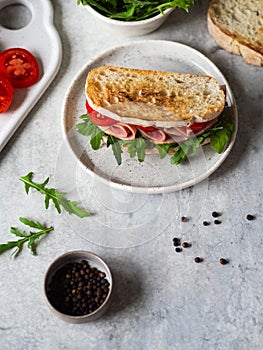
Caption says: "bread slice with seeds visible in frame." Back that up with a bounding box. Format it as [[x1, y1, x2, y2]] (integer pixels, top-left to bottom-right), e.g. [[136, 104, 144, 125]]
[[207, 0, 263, 66], [85, 66, 225, 128]]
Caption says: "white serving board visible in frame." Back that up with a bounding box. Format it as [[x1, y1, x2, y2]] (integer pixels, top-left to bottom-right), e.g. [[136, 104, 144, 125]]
[[0, 0, 62, 152]]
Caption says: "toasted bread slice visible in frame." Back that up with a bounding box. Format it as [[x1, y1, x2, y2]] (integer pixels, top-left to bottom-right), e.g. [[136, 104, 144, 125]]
[[208, 0, 263, 66], [85, 66, 225, 128]]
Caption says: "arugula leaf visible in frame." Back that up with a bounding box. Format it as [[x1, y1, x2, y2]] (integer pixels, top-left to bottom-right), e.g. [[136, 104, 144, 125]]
[[209, 118, 234, 153], [0, 217, 53, 257], [169, 117, 234, 165], [19, 172, 91, 218], [170, 138, 198, 165], [78, 0, 195, 21], [156, 143, 171, 159], [76, 114, 105, 150], [122, 137, 147, 162], [75, 114, 95, 135], [19, 217, 46, 230], [135, 138, 147, 162], [107, 135, 123, 165]]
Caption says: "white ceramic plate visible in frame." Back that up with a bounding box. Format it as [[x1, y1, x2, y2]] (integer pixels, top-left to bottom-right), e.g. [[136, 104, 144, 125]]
[[0, 0, 62, 152], [62, 40, 237, 194]]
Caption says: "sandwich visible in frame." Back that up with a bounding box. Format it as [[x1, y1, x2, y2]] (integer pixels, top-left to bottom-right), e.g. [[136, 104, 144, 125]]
[[76, 65, 234, 165]]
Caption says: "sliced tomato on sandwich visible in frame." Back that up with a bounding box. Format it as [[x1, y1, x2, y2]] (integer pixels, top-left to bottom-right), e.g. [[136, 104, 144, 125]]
[[189, 121, 211, 132], [136, 125, 158, 132], [85, 100, 116, 126]]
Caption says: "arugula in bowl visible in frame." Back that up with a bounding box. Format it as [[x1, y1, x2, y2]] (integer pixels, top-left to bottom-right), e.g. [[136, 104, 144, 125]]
[[77, 0, 195, 21]]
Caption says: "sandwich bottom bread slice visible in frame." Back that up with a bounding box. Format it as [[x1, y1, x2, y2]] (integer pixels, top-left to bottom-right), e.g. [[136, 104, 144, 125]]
[[76, 66, 234, 166], [207, 0, 263, 66]]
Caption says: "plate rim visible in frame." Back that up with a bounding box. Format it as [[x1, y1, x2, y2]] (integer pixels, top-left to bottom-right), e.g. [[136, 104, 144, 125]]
[[62, 39, 238, 194]]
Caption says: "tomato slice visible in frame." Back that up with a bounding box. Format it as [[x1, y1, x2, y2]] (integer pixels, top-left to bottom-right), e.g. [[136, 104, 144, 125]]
[[189, 121, 210, 132], [85, 100, 116, 126], [0, 48, 39, 88], [0, 75, 14, 113], [136, 125, 158, 132]]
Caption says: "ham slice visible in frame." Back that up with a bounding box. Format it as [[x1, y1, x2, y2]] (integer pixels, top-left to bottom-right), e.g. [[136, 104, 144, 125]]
[[165, 126, 188, 137], [164, 118, 218, 140], [139, 129, 166, 143], [140, 129, 187, 144], [99, 123, 137, 140], [98, 117, 218, 144]]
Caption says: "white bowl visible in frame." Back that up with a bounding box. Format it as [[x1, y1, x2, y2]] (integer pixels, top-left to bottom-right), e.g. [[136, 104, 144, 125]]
[[85, 6, 174, 36]]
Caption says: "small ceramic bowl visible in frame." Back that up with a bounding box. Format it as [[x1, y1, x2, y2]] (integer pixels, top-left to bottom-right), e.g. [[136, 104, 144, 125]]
[[44, 250, 113, 323], [85, 6, 174, 36]]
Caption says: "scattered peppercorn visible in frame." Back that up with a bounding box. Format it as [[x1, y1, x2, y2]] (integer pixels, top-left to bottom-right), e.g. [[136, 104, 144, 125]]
[[246, 214, 255, 221], [175, 247, 182, 252], [47, 260, 110, 316], [219, 258, 229, 265], [181, 216, 188, 222], [172, 237, 181, 247], [203, 221, 210, 226], [194, 257, 203, 263], [212, 211, 220, 218], [182, 242, 191, 248], [214, 220, 221, 225]]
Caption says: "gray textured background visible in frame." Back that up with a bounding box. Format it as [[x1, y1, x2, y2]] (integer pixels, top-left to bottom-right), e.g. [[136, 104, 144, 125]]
[[0, 1, 262, 349]]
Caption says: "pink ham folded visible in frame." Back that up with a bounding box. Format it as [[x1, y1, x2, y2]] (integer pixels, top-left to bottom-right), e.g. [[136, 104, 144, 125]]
[[140, 129, 187, 143], [99, 123, 137, 140], [98, 118, 218, 144], [139, 129, 166, 143]]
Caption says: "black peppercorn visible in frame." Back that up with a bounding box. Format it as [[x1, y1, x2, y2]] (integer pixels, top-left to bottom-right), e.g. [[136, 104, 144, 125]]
[[175, 247, 182, 252], [246, 214, 255, 221], [214, 220, 221, 225], [212, 211, 220, 218], [181, 216, 188, 222], [203, 221, 210, 226], [194, 257, 203, 263], [172, 237, 181, 246], [219, 258, 229, 265], [182, 242, 191, 248]]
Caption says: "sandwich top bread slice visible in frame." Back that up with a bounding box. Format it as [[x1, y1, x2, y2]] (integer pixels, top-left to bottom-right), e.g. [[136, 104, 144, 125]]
[[207, 0, 263, 66], [85, 66, 225, 128]]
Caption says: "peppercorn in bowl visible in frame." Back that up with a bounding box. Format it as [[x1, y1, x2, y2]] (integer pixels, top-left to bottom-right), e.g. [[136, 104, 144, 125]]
[[44, 250, 113, 323]]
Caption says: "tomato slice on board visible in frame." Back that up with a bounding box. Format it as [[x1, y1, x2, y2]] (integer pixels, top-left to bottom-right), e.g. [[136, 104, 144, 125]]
[[85, 100, 116, 126], [0, 48, 39, 88], [0, 75, 14, 113], [189, 121, 211, 132]]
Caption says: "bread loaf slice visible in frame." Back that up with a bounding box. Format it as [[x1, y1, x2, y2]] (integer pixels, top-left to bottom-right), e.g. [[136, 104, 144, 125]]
[[85, 66, 225, 128], [208, 0, 263, 66]]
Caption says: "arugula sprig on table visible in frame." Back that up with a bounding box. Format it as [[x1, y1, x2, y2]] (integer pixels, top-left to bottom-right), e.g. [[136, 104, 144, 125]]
[[0, 217, 53, 257], [19, 172, 91, 218], [76, 113, 234, 166], [77, 0, 195, 21]]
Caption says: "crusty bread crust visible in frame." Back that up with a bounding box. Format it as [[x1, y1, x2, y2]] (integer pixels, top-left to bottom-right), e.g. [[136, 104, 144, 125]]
[[85, 66, 225, 128], [207, 0, 263, 66]]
